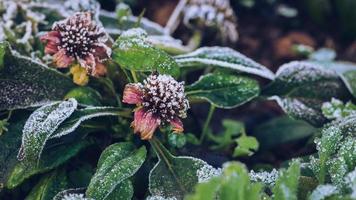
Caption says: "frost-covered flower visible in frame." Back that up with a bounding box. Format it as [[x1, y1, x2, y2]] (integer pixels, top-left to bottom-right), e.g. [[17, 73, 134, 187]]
[[183, 0, 238, 42], [40, 12, 111, 76], [123, 73, 190, 140]]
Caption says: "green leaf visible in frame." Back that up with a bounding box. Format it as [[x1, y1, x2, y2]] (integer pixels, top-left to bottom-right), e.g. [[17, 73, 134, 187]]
[[321, 98, 356, 120], [0, 41, 74, 111], [308, 184, 339, 200], [185, 73, 260, 108], [175, 47, 275, 80], [112, 28, 180, 77], [25, 170, 69, 200], [86, 143, 146, 200], [233, 135, 259, 157], [18, 98, 129, 167], [7, 140, 91, 189], [208, 119, 245, 150], [0, 119, 26, 192], [186, 162, 263, 200], [323, 61, 356, 98], [264, 61, 350, 126], [64, 87, 102, 106], [273, 160, 301, 200], [18, 99, 78, 165], [253, 116, 316, 150], [149, 139, 220, 199]]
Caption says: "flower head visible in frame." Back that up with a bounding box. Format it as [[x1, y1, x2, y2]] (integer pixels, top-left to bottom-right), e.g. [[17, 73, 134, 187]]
[[183, 0, 238, 42], [40, 12, 111, 76], [123, 73, 190, 140]]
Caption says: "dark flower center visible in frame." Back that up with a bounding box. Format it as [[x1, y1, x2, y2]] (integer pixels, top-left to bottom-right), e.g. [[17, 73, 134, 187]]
[[54, 13, 105, 58], [141, 74, 189, 123]]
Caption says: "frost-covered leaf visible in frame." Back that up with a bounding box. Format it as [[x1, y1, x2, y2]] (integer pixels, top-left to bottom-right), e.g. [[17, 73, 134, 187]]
[[0, 41, 74, 111], [185, 73, 260, 108], [321, 98, 356, 120], [53, 188, 88, 200], [18, 99, 78, 165], [112, 28, 180, 77], [309, 185, 339, 200], [272, 160, 300, 200], [86, 143, 146, 200], [18, 98, 129, 168], [265, 61, 351, 126], [323, 61, 356, 98], [25, 170, 69, 200], [0, 119, 26, 192], [253, 116, 316, 150], [186, 162, 263, 200], [149, 139, 221, 200], [175, 47, 275, 80], [49, 106, 130, 139], [148, 35, 192, 55], [249, 169, 279, 187], [7, 140, 91, 189], [99, 9, 164, 39]]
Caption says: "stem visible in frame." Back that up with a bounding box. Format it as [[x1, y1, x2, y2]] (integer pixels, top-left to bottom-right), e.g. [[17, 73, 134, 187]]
[[131, 70, 139, 83], [164, 0, 187, 35], [200, 104, 216, 143]]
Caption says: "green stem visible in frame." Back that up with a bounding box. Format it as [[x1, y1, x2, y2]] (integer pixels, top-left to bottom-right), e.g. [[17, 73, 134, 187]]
[[131, 70, 139, 83], [200, 104, 216, 143]]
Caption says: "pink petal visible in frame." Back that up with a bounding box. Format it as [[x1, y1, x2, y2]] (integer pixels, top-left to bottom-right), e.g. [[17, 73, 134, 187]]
[[93, 43, 111, 61], [123, 84, 143, 104], [40, 31, 60, 43], [79, 54, 96, 73], [44, 42, 59, 54], [170, 118, 184, 133], [53, 49, 74, 68], [92, 61, 107, 77], [131, 108, 160, 140]]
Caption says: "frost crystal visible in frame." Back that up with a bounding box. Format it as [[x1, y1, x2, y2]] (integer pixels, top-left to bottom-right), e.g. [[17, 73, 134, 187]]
[[344, 168, 356, 198], [309, 185, 338, 200], [249, 169, 279, 186], [146, 196, 177, 200], [62, 194, 90, 200], [197, 163, 222, 183]]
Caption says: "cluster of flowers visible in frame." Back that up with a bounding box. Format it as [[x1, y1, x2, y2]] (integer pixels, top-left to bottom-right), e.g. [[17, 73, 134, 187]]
[[41, 12, 190, 140]]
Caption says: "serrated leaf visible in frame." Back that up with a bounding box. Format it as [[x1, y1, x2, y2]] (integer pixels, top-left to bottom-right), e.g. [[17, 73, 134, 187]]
[[185, 73, 260, 108], [233, 135, 259, 157], [265, 61, 351, 126], [175, 47, 275, 80], [86, 143, 146, 200], [0, 41, 74, 111], [18, 99, 78, 165], [186, 162, 262, 200], [273, 160, 300, 200], [112, 28, 180, 77], [7, 140, 91, 189], [149, 139, 219, 199], [25, 170, 69, 200], [253, 116, 316, 150]]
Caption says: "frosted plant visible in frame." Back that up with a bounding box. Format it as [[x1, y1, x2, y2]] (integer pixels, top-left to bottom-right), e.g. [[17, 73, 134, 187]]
[[62, 193, 91, 200], [249, 169, 279, 186], [322, 98, 356, 120], [0, 0, 45, 53], [309, 185, 339, 200], [40, 12, 111, 76], [122, 73, 190, 140], [197, 163, 222, 183], [182, 0, 238, 42]]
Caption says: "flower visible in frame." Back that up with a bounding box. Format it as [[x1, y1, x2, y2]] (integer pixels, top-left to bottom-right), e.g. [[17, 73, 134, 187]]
[[123, 73, 190, 140], [40, 12, 111, 76], [183, 0, 238, 42]]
